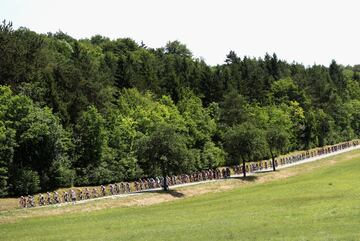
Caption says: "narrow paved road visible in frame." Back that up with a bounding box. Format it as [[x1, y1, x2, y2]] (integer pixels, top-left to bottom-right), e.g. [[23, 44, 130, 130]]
[[256, 144, 360, 172]]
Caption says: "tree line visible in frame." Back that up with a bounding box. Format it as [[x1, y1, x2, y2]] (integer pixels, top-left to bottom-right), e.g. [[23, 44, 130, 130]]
[[1, 20, 360, 196]]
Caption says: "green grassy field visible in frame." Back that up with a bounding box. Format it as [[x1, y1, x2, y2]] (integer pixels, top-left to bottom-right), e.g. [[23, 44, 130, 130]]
[[1, 150, 360, 241]]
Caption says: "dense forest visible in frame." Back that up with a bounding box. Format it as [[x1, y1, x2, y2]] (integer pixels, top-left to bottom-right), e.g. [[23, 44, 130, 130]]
[[1, 20, 360, 196]]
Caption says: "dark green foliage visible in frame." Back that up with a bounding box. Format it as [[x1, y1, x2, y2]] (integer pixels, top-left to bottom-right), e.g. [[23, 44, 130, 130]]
[[0, 122, 16, 196], [0, 21, 45, 89], [75, 106, 107, 171], [270, 78, 308, 107], [201, 141, 226, 169], [9, 168, 40, 195], [265, 106, 292, 170], [0, 20, 359, 195], [315, 109, 336, 146], [0, 86, 73, 195], [74, 106, 110, 184], [219, 91, 249, 127], [224, 122, 267, 176], [137, 123, 191, 189], [329, 60, 346, 93], [177, 89, 216, 149], [165, 41, 192, 57]]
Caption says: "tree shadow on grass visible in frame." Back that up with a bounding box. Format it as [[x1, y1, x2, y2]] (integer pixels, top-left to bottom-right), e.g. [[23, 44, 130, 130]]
[[230, 175, 258, 182], [150, 189, 185, 198]]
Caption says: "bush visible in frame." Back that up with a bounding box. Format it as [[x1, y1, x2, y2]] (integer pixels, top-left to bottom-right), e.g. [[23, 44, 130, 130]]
[[201, 142, 226, 169], [10, 168, 40, 195]]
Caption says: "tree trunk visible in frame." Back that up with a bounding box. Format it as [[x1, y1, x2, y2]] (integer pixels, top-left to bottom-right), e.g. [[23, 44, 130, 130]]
[[163, 174, 168, 191], [161, 161, 169, 191], [270, 149, 276, 172], [242, 157, 246, 177]]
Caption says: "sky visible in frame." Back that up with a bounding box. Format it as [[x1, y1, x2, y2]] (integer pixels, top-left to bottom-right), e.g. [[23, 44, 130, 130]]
[[1, 0, 359, 66]]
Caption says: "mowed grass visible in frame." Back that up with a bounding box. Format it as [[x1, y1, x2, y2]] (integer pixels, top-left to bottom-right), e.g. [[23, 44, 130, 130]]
[[1, 151, 360, 241]]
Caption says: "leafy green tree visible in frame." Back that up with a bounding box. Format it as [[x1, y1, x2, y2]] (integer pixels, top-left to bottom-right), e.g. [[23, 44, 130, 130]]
[[106, 112, 142, 181], [353, 71, 360, 82], [15, 106, 74, 190], [177, 89, 216, 149], [329, 60, 346, 94], [347, 100, 360, 137], [265, 107, 292, 171], [0, 21, 45, 88], [10, 168, 40, 195], [0, 122, 15, 196], [326, 94, 353, 141], [225, 51, 241, 65], [164, 40, 192, 57], [75, 106, 110, 184], [224, 52, 242, 93], [118, 89, 188, 137], [270, 78, 308, 107], [224, 122, 267, 177], [137, 123, 190, 191], [201, 141, 226, 169], [240, 57, 267, 103], [264, 53, 281, 82], [202, 65, 226, 104], [281, 101, 305, 149], [219, 91, 249, 127], [113, 88, 190, 179], [302, 110, 318, 149], [346, 79, 360, 100], [114, 54, 133, 89], [0, 86, 74, 194], [315, 109, 336, 146], [306, 65, 334, 107]]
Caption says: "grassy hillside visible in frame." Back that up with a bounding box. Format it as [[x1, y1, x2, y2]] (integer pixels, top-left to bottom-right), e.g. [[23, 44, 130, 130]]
[[1, 150, 360, 241]]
